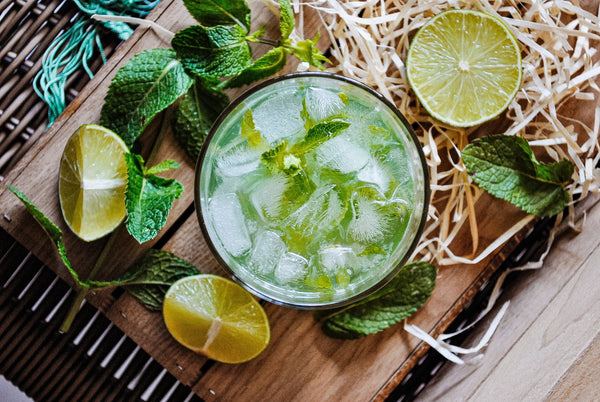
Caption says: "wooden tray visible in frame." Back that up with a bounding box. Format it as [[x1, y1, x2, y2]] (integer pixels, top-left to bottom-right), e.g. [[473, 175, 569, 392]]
[[0, 0, 536, 399]]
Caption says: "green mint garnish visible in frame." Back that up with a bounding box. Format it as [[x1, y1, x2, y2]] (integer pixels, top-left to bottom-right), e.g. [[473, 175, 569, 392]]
[[261, 141, 289, 173], [241, 109, 266, 148], [462, 135, 574, 217], [117, 249, 200, 311], [292, 119, 350, 154], [100, 49, 193, 149], [314, 262, 437, 339], [125, 153, 184, 244]]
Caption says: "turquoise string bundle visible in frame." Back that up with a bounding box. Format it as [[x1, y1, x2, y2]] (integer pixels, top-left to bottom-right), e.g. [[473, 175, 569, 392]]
[[34, 0, 161, 124]]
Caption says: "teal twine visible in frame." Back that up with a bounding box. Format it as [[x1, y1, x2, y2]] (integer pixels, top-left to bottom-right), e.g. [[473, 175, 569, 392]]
[[34, 0, 161, 124]]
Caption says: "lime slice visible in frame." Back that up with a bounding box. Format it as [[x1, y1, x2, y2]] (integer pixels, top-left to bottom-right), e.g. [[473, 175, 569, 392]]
[[59, 124, 128, 242], [163, 274, 270, 364], [406, 9, 522, 127]]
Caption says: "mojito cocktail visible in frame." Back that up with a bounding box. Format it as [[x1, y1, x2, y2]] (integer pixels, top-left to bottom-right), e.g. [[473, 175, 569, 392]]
[[196, 73, 429, 308]]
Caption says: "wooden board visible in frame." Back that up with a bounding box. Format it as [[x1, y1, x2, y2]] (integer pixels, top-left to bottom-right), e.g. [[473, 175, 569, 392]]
[[0, 0, 555, 399]]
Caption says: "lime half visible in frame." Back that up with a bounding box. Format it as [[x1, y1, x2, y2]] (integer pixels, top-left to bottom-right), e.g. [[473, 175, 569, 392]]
[[406, 9, 522, 127], [59, 124, 128, 241], [163, 274, 270, 364]]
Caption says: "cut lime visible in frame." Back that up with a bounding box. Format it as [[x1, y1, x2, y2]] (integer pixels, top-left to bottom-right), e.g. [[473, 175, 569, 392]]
[[406, 9, 522, 127], [59, 124, 128, 242], [163, 274, 270, 364]]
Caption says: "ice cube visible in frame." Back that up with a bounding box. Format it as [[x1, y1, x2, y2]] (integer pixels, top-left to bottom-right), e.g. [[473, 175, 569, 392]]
[[215, 142, 263, 177], [248, 231, 287, 276], [315, 135, 369, 174], [318, 245, 357, 275], [250, 173, 289, 221], [252, 93, 305, 145], [284, 184, 347, 237], [209, 193, 252, 257], [305, 87, 346, 122], [274, 252, 309, 284], [347, 188, 404, 244], [357, 156, 392, 193]]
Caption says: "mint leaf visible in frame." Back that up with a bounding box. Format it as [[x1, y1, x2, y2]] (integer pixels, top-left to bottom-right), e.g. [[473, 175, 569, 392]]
[[145, 160, 180, 176], [223, 47, 287, 89], [278, 0, 295, 39], [287, 33, 330, 70], [172, 24, 252, 78], [462, 135, 574, 217], [6, 185, 85, 287], [174, 80, 230, 161], [292, 119, 350, 154], [183, 0, 251, 31], [100, 49, 193, 148], [261, 141, 289, 173], [315, 262, 437, 339], [117, 249, 200, 311], [241, 109, 266, 147], [125, 153, 184, 243]]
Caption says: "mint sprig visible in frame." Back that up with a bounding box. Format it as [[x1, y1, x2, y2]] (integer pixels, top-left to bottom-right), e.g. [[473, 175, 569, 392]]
[[462, 135, 574, 217], [314, 262, 437, 339], [6, 186, 201, 329]]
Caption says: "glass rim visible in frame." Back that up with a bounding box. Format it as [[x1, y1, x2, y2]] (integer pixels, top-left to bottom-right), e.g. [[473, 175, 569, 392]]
[[194, 71, 431, 309]]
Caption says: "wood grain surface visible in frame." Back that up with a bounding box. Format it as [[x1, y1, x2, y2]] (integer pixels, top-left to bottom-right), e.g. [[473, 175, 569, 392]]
[[419, 196, 600, 401], [0, 0, 590, 400]]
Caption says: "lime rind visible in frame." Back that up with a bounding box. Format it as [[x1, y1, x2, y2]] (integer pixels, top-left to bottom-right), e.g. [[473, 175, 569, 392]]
[[406, 9, 522, 127]]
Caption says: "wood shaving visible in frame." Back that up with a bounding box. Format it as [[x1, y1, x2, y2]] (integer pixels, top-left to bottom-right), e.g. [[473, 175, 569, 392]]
[[292, 0, 600, 266]]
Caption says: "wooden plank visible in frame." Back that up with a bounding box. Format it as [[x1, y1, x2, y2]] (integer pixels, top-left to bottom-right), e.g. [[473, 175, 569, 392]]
[[547, 334, 600, 401], [419, 197, 600, 401], [470, 237, 600, 400]]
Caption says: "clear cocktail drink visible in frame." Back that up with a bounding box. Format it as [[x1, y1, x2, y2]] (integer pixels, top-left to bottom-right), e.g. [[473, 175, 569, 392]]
[[196, 73, 429, 308]]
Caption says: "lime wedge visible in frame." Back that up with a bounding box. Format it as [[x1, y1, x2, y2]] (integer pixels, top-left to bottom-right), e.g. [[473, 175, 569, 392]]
[[59, 124, 128, 241], [163, 274, 270, 364], [406, 9, 522, 127]]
